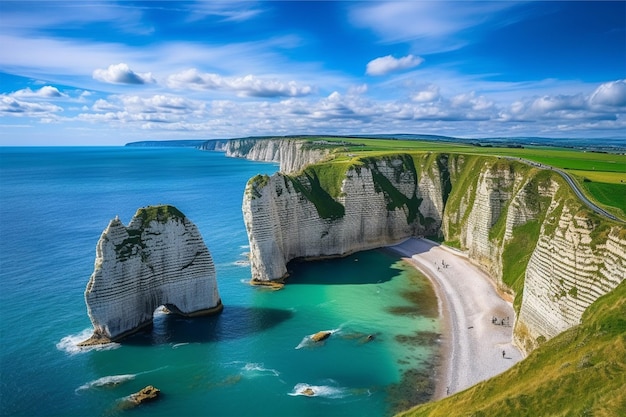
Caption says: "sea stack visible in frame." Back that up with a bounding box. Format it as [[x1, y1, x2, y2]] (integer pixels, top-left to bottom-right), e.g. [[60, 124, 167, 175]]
[[80, 205, 222, 345]]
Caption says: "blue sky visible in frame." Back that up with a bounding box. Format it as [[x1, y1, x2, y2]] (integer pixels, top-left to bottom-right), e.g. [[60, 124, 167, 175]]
[[1, 1, 625, 145]]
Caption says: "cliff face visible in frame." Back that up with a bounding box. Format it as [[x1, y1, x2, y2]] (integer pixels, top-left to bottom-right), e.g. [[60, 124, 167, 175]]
[[242, 152, 626, 353], [516, 207, 626, 350], [442, 157, 626, 350], [200, 138, 331, 173], [243, 155, 430, 280], [82, 205, 222, 344]]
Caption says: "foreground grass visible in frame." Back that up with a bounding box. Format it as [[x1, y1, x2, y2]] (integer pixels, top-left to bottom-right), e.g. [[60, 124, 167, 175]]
[[397, 280, 626, 417]]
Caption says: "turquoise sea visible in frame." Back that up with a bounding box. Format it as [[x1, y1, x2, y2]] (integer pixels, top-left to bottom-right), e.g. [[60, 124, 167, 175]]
[[0, 147, 440, 417]]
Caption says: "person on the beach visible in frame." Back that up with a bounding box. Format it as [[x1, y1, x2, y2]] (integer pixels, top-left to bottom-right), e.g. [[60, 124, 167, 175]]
[[502, 350, 505, 358]]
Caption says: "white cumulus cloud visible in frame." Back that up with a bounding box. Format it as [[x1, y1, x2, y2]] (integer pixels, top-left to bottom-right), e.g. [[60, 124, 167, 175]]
[[93, 63, 156, 85], [530, 94, 586, 113], [412, 84, 440, 102], [12, 86, 65, 98], [590, 79, 626, 107], [0, 95, 63, 114], [166, 69, 313, 97], [366, 54, 424, 76]]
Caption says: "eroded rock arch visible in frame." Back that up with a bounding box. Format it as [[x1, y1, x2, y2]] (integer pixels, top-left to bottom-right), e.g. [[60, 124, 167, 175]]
[[80, 205, 222, 346]]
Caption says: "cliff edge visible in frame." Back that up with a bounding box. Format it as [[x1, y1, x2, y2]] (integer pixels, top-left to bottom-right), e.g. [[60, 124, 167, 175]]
[[80, 205, 222, 345], [242, 152, 626, 353]]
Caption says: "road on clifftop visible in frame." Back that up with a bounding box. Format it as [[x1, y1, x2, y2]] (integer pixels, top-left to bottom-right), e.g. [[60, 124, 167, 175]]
[[503, 156, 624, 223]]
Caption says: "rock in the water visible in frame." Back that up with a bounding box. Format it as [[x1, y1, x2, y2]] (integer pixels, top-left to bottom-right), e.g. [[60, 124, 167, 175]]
[[311, 331, 332, 342], [80, 205, 222, 345], [130, 385, 160, 405], [301, 387, 315, 396]]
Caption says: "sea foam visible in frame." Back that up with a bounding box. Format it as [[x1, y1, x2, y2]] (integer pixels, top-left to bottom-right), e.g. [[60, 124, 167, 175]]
[[76, 366, 167, 393], [224, 361, 281, 378], [242, 362, 281, 377], [76, 374, 136, 392], [288, 382, 348, 398], [56, 328, 120, 355]]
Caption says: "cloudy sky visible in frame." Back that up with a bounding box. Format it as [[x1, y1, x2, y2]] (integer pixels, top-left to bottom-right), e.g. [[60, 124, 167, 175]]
[[1, 1, 625, 145]]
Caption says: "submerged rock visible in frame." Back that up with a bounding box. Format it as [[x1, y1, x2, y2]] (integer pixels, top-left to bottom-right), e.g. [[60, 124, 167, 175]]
[[80, 205, 222, 345], [130, 385, 160, 404], [311, 331, 332, 342]]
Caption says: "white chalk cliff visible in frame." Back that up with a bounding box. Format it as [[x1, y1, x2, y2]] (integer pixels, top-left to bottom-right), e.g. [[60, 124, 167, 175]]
[[243, 155, 437, 281], [200, 137, 331, 173], [81, 205, 222, 344], [242, 151, 626, 353]]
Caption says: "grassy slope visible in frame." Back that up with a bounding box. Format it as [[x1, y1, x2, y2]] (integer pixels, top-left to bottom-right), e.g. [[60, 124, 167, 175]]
[[397, 280, 626, 417]]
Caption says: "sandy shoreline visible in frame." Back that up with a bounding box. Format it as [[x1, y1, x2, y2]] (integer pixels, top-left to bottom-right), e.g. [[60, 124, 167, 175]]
[[389, 238, 522, 399]]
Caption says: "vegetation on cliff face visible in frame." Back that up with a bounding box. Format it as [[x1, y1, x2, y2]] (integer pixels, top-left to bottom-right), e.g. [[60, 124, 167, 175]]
[[246, 174, 271, 199], [397, 280, 626, 417], [363, 154, 422, 224], [439, 154, 484, 246], [287, 169, 346, 220], [278, 153, 425, 225], [300, 159, 354, 198], [110, 205, 187, 261], [485, 166, 554, 311], [501, 220, 540, 312]]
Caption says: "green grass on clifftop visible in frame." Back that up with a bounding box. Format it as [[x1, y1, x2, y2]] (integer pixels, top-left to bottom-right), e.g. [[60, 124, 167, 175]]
[[396, 280, 626, 417], [135, 204, 185, 224]]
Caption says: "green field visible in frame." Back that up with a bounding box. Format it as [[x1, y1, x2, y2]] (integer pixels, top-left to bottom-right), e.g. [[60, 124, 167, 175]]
[[302, 136, 626, 220]]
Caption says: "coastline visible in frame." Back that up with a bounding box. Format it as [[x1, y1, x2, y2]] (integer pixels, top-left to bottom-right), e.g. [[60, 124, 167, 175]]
[[389, 238, 523, 400]]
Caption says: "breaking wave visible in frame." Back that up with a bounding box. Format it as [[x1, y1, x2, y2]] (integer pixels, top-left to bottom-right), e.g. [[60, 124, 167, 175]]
[[242, 362, 280, 377], [76, 374, 136, 392], [224, 361, 281, 379], [288, 382, 348, 398], [75, 366, 167, 393], [56, 328, 120, 355]]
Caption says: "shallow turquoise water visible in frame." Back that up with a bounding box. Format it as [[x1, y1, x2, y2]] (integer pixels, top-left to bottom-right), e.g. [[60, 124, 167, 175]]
[[0, 147, 439, 416]]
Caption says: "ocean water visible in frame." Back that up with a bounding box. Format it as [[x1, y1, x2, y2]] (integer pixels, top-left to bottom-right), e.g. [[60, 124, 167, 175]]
[[0, 147, 440, 417]]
